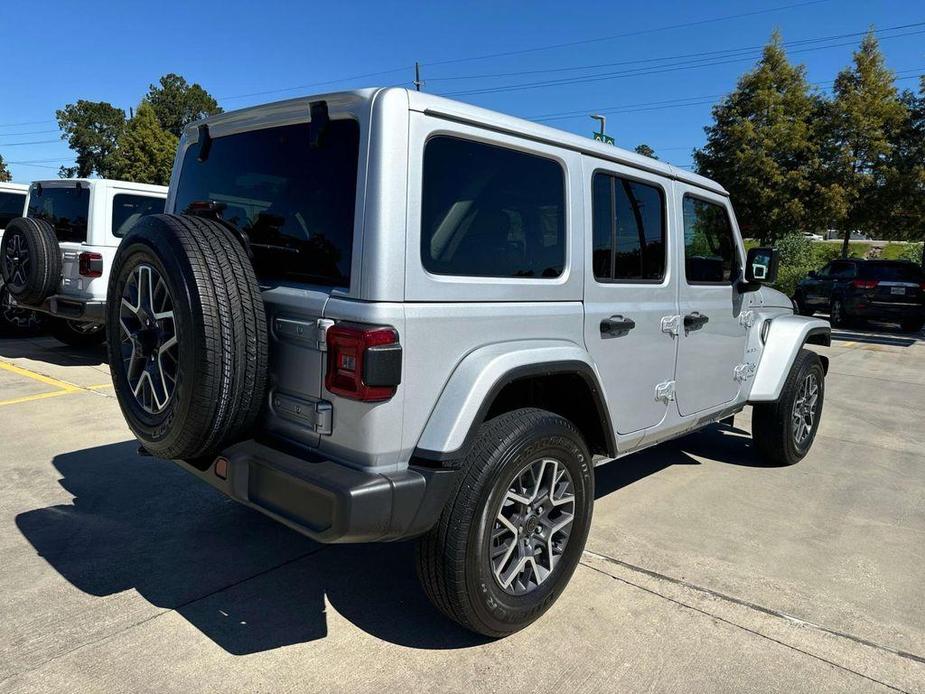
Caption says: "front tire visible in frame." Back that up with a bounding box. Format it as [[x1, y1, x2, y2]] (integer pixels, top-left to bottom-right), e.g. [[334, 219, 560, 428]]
[[752, 349, 825, 466], [49, 318, 105, 347], [416, 408, 594, 637]]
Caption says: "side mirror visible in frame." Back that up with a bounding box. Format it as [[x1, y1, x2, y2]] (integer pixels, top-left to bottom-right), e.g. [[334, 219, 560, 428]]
[[740, 247, 779, 291]]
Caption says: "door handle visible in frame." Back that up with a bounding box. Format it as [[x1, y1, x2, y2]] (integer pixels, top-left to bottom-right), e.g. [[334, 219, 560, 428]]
[[600, 315, 636, 338], [683, 312, 710, 332]]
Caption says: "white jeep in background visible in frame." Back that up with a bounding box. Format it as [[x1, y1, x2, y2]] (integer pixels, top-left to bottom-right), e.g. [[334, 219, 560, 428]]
[[0, 178, 166, 346], [0, 181, 43, 336], [103, 88, 830, 637]]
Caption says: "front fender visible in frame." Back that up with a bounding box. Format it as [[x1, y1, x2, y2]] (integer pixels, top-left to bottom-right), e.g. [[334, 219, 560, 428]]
[[413, 340, 610, 461], [749, 315, 830, 402]]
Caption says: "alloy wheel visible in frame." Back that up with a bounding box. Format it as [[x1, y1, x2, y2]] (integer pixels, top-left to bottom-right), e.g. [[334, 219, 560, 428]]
[[119, 263, 178, 414], [490, 457, 575, 596], [791, 372, 819, 447], [3, 233, 30, 288]]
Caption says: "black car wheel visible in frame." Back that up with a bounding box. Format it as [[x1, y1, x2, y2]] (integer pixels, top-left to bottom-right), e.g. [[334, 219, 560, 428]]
[[416, 407, 594, 637], [829, 299, 849, 328], [49, 318, 105, 347], [0, 283, 45, 336], [0, 217, 61, 305]]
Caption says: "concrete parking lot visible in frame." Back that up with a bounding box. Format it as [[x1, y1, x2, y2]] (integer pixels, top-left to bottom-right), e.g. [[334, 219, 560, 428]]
[[0, 326, 923, 693]]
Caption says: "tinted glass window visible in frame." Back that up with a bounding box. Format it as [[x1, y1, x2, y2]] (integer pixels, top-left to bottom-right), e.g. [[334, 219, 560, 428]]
[[829, 261, 855, 279], [682, 196, 737, 284], [27, 185, 90, 243], [592, 173, 665, 281], [174, 119, 360, 287], [421, 136, 565, 278], [860, 262, 922, 282], [112, 194, 165, 237], [0, 191, 26, 229]]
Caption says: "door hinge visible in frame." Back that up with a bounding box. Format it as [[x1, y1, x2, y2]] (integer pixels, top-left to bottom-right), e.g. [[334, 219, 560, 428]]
[[655, 380, 676, 403], [660, 314, 681, 337], [734, 362, 756, 382], [275, 317, 334, 351], [739, 310, 757, 328]]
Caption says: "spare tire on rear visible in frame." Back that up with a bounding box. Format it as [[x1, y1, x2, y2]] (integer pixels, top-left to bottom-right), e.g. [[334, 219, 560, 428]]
[[0, 217, 62, 305], [106, 214, 269, 463]]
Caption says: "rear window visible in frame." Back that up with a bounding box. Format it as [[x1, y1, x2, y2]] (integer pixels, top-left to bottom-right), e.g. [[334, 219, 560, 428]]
[[27, 185, 90, 243], [859, 262, 922, 282], [0, 191, 26, 229], [421, 136, 565, 279], [112, 194, 165, 237], [173, 119, 360, 287]]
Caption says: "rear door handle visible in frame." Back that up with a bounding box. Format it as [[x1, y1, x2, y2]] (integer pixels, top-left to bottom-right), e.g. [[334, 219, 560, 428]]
[[600, 315, 636, 338], [683, 312, 710, 332]]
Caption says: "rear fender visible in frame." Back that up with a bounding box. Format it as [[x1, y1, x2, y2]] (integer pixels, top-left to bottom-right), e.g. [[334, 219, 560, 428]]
[[749, 315, 830, 402], [413, 340, 614, 462]]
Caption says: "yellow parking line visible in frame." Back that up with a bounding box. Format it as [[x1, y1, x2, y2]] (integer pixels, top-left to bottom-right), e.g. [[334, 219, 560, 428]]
[[88, 383, 114, 390], [0, 360, 80, 392], [0, 390, 76, 407]]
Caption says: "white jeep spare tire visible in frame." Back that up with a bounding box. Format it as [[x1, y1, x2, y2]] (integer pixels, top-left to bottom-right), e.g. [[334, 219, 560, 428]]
[[106, 214, 269, 465], [0, 217, 61, 305]]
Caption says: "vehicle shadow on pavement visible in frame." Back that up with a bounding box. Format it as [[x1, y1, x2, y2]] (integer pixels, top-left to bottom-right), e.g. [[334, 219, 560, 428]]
[[0, 338, 108, 367], [594, 423, 766, 500], [15, 441, 488, 655]]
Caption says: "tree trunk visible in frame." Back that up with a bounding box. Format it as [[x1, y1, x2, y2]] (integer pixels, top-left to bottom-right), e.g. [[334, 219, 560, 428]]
[[841, 229, 850, 258]]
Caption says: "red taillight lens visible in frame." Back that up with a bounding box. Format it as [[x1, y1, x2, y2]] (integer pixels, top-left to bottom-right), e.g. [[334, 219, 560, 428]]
[[851, 279, 878, 289], [325, 323, 401, 402], [78, 252, 103, 278]]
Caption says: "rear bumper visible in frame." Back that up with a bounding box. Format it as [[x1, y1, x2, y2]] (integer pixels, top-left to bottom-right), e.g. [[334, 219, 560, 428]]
[[845, 298, 924, 320], [14, 294, 106, 323], [170, 439, 459, 543]]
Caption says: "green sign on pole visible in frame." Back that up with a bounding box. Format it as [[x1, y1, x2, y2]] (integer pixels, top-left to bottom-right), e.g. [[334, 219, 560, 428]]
[[592, 132, 615, 145]]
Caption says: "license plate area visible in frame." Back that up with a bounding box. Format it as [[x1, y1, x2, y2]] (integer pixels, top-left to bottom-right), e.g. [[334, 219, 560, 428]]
[[891, 287, 906, 295]]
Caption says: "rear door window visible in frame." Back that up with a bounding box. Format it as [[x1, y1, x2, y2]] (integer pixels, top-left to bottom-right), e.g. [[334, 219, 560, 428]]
[[591, 172, 665, 282], [27, 185, 90, 243], [0, 191, 26, 229], [860, 262, 922, 282], [682, 196, 737, 284], [112, 194, 165, 237], [173, 119, 360, 288], [421, 136, 565, 279]]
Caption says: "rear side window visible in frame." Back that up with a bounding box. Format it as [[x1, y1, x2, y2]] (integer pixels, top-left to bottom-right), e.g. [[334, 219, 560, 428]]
[[27, 185, 90, 243], [174, 119, 360, 288], [0, 191, 26, 229], [682, 196, 737, 284], [421, 136, 565, 279], [860, 262, 922, 282], [592, 173, 665, 281], [112, 194, 165, 237], [829, 261, 856, 279]]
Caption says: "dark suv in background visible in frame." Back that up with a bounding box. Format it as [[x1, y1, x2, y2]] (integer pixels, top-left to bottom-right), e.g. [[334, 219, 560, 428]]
[[794, 259, 925, 332]]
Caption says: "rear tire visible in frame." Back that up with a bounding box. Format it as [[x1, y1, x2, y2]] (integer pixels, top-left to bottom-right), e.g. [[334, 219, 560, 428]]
[[900, 318, 924, 333], [106, 214, 269, 463], [829, 298, 850, 328], [416, 408, 594, 637], [752, 349, 825, 466], [0, 283, 45, 337], [49, 318, 105, 347], [0, 217, 61, 305]]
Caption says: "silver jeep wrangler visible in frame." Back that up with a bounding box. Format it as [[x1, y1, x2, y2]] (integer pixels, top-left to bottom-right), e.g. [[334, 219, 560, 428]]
[[105, 88, 830, 637]]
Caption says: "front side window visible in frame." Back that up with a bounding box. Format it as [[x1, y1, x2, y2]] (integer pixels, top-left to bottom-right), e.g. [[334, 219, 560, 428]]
[[421, 136, 565, 279], [682, 196, 737, 284], [0, 191, 26, 229], [174, 119, 360, 287], [592, 172, 665, 281], [829, 261, 856, 279], [27, 185, 90, 243], [112, 194, 165, 237]]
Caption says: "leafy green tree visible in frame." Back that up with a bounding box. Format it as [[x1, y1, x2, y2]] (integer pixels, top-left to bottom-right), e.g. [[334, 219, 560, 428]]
[[144, 73, 222, 137], [634, 144, 658, 159], [694, 32, 828, 242], [820, 31, 907, 255], [111, 102, 178, 185], [56, 100, 126, 178], [0, 155, 11, 183]]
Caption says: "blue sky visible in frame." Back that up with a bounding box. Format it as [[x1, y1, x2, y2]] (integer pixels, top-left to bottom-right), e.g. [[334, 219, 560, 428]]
[[1, 0, 922, 183]]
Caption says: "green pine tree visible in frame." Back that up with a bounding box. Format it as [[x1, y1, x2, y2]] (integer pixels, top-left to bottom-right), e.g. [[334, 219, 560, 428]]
[[693, 32, 824, 242], [634, 144, 658, 160], [881, 76, 925, 252], [111, 102, 179, 185], [145, 73, 223, 138], [820, 30, 907, 255]]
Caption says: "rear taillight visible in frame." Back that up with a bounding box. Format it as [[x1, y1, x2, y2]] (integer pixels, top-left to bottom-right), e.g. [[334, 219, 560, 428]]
[[325, 323, 402, 402], [78, 252, 103, 278], [851, 279, 878, 289]]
